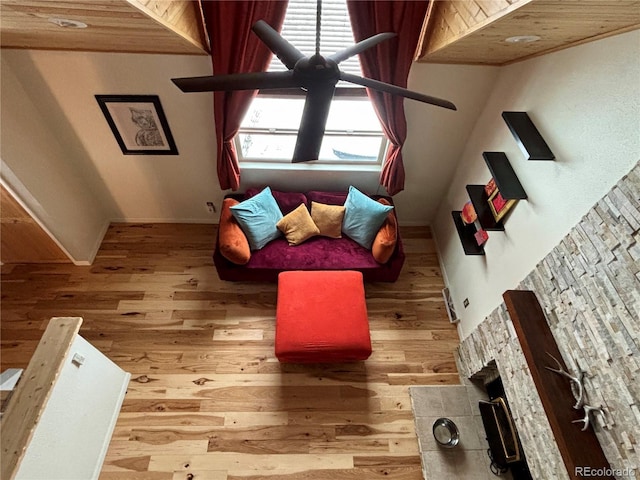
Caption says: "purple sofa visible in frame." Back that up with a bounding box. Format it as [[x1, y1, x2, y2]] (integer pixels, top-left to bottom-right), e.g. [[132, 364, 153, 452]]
[[213, 190, 405, 282]]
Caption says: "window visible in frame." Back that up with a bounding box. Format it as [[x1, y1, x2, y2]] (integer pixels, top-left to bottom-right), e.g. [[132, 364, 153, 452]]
[[236, 0, 386, 166]]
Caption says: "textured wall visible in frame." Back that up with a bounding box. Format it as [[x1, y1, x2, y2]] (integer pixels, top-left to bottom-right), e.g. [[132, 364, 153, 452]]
[[434, 30, 640, 339], [457, 160, 640, 479]]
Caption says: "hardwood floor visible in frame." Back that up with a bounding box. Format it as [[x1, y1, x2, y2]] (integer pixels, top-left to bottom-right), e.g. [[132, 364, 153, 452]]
[[0, 223, 461, 480]]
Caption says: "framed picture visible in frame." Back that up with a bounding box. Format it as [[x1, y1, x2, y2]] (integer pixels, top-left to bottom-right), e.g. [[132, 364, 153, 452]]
[[488, 187, 517, 222], [485, 178, 497, 197], [95, 95, 178, 155]]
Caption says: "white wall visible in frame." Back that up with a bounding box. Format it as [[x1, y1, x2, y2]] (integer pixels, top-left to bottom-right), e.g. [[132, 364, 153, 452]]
[[433, 30, 640, 339], [7, 33, 629, 267], [399, 63, 499, 223], [1, 48, 496, 261], [1, 50, 221, 226], [1, 55, 109, 263]]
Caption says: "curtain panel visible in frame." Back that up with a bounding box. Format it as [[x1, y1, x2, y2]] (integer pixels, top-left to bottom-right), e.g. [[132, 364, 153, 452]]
[[346, 1, 429, 196], [201, 1, 288, 191]]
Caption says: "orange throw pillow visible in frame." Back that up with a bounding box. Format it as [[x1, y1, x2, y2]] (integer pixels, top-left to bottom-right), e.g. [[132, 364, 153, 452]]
[[218, 198, 251, 265], [371, 198, 397, 264]]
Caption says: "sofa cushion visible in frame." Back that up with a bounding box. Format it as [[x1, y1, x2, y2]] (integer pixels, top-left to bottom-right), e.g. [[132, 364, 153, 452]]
[[372, 198, 398, 264], [247, 236, 380, 270], [230, 186, 283, 250], [276, 203, 320, 246], [306, 191, 348, 206], [342, 186, 393, 249], [245, 188, 308, 215], [218, 198, 251, 265], [310, 201, 345, 238]]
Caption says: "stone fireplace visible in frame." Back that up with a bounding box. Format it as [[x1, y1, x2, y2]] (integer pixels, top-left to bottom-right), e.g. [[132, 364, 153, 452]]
[[456, 161, 639, 479]]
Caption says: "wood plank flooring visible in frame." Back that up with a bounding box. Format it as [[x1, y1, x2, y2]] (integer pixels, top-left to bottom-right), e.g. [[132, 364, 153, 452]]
[[0, 223, 460, 480]]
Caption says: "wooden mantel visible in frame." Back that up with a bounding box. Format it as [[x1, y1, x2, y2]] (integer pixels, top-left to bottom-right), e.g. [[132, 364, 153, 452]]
[[503, 290, 613, 480]]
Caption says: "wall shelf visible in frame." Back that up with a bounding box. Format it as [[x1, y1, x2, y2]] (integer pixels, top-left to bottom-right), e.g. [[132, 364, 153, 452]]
[[502, 111, 555, 161], [452, 211, 485, 255], [465, 185, 505, 231], [483, 152, 527, 200]]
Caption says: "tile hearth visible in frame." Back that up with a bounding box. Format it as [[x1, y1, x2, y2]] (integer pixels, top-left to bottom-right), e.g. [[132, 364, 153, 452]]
[[410, 384, 513, 480]]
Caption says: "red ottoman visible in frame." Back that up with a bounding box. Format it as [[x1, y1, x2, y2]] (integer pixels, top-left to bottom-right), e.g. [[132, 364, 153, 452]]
[[275, 270, 372, 363]]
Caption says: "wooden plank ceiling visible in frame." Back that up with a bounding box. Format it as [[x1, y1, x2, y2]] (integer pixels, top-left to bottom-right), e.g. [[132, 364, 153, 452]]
[[416, 0, 640, 65], [0, 1, 638, 64], [0, 0, 209, 55]]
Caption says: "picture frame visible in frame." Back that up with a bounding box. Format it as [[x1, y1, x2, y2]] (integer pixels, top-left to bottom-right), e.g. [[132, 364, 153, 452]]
[[95, 95, 178, 155], [488, 187, 517, 222]]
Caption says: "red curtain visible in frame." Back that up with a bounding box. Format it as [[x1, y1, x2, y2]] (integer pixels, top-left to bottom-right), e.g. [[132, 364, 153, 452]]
[[346, 1, 428, 196], [201, 1, 288, 191]]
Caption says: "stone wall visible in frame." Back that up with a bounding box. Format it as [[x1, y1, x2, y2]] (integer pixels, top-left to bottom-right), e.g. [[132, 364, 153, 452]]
[[456, 160, 640, 480]]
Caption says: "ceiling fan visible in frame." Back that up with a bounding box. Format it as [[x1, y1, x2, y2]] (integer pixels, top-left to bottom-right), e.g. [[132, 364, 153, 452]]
[[172, 1, 457, 163]]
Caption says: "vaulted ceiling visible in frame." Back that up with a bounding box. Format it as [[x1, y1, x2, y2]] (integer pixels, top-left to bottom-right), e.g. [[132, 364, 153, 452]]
[[0, 1, 639, 64]]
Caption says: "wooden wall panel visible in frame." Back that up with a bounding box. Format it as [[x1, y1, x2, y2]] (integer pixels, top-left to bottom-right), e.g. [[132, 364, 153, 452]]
[[0, 0, 209, 55], [418, 0, 523, 57], [0, 186, 70, 264], [127, 0, 209, 53], [416, 0, 640, 65]]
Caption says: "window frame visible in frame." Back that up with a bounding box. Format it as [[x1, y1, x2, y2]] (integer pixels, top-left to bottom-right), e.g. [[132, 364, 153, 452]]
[[235, 0, 387, 168], [236, 87, 388, 166]]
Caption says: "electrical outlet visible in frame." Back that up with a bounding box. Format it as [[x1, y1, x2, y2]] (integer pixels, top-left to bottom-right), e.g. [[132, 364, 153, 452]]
[[72, 352, 85, 366], [206, 202, 216, 214], [463, 298, 469, 308]]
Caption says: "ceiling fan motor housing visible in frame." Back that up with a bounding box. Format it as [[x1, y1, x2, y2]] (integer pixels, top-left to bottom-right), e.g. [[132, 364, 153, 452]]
[[294, 55, 340, 89]]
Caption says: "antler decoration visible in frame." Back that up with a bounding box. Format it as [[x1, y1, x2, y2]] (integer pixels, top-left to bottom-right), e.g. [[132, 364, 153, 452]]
[[544, 352, 609, 432], [544, 352, 584, 409], [572, 405, 607, 431]]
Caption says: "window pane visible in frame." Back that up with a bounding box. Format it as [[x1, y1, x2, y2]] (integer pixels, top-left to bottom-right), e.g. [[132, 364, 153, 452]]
[[238, 133, 384, 162], [326, 99, 381, 131], [240, 98, 382, 133], [241, 98, 303, 130], [238, 133, 297, 160], [322, 135, 382, 161]]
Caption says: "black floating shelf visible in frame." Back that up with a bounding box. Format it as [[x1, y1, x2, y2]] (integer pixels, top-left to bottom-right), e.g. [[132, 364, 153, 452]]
[[502, 111, 555, 161], [452, 211, 485, 256], [466, 185, 505, 231], [483, 152, 527, 200]]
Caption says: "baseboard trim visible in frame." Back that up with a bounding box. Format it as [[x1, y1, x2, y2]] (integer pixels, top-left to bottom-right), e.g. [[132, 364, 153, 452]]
[[109, 218, 217, 224]]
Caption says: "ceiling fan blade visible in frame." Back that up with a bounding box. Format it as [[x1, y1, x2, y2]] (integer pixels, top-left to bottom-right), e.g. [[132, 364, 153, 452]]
[[292, 84, 336, 163], [329, 32, 396, 64], [252, 20, 305, 70], [171, 71, 298, 93], [340, 72, 457, 111]]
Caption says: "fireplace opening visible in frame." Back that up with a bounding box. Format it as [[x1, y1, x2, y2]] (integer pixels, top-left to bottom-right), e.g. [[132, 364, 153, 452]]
[[480, 377, 533, 479]]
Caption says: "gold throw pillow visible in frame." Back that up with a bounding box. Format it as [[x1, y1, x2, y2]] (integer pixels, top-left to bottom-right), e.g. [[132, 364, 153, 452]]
[[276, 203, 320, 246], [310, 201, 345, 238]]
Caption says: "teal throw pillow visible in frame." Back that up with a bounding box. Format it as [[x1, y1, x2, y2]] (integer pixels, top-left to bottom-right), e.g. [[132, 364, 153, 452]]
[[342, 186, 393, 249], [229, 187, 283, 250]]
